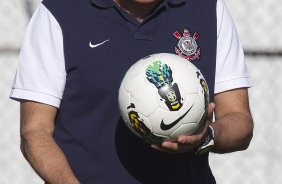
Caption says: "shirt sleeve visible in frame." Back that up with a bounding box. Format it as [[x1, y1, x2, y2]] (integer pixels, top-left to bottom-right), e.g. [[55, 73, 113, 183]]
[[214, 0, 251, 94], [10, 3, 66, 108]]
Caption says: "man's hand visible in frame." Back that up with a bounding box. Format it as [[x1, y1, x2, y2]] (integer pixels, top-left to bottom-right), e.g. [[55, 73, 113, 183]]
[[151, 103, 215, 153]]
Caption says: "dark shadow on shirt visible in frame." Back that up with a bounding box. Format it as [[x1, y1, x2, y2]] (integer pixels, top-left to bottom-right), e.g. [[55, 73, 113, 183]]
[[115, 118, 215, 184]]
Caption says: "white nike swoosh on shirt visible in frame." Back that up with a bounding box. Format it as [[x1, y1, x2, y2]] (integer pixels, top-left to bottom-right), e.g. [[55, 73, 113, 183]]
[[89, 39, 110, 48]]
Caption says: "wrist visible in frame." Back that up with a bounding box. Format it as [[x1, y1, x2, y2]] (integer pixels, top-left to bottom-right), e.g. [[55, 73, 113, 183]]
[[193, 125, 215, 155]]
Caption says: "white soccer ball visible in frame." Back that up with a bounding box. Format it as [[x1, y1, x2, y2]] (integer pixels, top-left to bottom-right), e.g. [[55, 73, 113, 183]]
[[118, 53, 209, 144]]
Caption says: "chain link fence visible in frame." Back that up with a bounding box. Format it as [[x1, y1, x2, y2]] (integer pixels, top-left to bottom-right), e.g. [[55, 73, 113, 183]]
[[227, 0, 282, 53], [210, 1, 282, 184], [0, 0, 281, 183], [0, 1, 43, 183], [210, 56, 282, 184]]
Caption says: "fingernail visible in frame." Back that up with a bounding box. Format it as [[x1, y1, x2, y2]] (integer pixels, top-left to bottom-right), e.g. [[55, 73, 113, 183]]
[[151, 144, 157, 149], [178, 137, 185, 143], [162, 142, 169, 147]]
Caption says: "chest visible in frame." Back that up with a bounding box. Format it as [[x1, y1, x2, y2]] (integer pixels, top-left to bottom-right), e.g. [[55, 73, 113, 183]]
[[61, 2, 217, 99]]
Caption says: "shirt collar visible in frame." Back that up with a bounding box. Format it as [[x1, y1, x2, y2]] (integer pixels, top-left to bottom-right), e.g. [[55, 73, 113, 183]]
[[167, 0, 185, 5], [90, 0, 185, 8], [90, 0, 115, 8]]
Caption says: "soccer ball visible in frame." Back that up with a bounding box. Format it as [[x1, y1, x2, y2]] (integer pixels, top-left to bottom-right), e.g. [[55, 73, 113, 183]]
[[118, 53, 209, 144]]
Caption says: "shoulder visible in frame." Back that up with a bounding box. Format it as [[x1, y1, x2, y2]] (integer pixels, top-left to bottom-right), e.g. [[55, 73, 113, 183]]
[[42, 0, 91, 23], [42, 0, 69, 8], [42, 0, 89, 11]]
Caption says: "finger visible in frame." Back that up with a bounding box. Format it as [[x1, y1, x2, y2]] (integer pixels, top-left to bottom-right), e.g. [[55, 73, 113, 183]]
[[207, 102, 215, 118], [151, 144, 163, 151], [162, 141, 195, 152], [162, 141, 180, 150], [151, 143, 180, 154], [178, 122, 209, 145], [161, 141, 183, 151]]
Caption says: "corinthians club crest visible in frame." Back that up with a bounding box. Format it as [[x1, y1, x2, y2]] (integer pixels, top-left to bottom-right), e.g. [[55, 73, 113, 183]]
[[173, 28, 200, 61]]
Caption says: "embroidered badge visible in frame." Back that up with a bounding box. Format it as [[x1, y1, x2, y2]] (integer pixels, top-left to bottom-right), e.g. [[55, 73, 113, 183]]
[[173, 29, 200, 62]]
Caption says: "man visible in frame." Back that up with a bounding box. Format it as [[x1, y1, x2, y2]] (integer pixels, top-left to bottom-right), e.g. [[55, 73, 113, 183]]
[[10, 0, 253, 183]]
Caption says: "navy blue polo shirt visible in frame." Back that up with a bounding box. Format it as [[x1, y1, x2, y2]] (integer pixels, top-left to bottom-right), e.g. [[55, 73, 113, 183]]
[[42, 0, 217, 183]]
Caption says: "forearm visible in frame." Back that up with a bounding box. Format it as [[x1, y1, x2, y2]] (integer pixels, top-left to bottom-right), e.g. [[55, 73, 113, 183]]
[[210, 88, 254, 153], [21, 129, 80, 184], [211, 111, 253, 153]]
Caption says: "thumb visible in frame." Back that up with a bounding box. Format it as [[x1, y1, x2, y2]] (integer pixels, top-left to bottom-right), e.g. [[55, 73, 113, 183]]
[[207, 102, 215, 120]]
